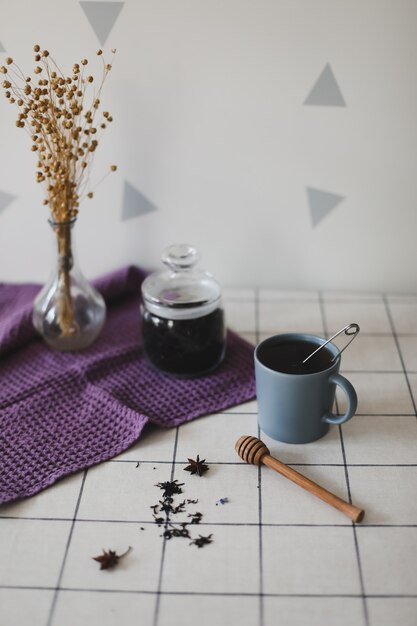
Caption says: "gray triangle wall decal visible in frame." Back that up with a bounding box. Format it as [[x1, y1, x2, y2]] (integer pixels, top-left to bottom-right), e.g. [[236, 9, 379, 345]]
[[0, 190, 16, 215], [306, 187, 344, 227], [121, 181, 158, 221], [304, 63, 346, 107], [80, 1, 124, 45]]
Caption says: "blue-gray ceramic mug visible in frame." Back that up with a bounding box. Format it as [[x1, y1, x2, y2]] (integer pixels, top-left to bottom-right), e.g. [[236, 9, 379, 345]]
[[254, 333, 357, 444]]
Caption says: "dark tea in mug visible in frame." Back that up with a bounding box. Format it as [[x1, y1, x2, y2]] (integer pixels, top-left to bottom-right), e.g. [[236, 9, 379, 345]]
[[257, 338, 334, 375]]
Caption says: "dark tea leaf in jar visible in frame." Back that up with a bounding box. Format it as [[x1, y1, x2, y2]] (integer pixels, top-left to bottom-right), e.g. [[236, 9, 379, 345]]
[[142, 308, 225, 377]]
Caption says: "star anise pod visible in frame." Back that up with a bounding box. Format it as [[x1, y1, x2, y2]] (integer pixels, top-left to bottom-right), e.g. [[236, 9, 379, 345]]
[[184, 455, 209, 476], [92, 546, 132, 570], [190, 534, 213, 548]]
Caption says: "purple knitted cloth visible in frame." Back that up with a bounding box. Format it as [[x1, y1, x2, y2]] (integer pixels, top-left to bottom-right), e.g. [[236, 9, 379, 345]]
[[0, 266, 256, 504]]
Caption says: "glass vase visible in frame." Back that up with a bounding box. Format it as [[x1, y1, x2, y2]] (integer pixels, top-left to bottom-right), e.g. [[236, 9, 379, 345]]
[[32, 219, 106, 351]]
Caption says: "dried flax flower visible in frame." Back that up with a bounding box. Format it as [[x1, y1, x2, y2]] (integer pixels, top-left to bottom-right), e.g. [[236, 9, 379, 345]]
[[0, 46, 117, 336]]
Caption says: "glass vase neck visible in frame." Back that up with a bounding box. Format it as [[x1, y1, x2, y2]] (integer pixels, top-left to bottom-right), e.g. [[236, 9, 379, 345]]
[[48, 217, 77, 229]]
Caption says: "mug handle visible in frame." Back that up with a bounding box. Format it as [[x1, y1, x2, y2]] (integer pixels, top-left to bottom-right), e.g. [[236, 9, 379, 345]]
[[323, 373, 358, 425]]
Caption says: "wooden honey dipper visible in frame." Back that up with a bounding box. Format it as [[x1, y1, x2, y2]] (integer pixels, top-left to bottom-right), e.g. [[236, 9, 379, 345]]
[[235, 435, 365, 523]]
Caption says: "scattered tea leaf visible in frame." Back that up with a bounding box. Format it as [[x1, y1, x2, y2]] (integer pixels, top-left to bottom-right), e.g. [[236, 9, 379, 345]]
[[159, 499, 174, 514], [156, 480, 184, 498], [152, 479, 212, 546], [163, 523, 191, 540], [172, 500, 187, 514], [190, 534, 213, 548]]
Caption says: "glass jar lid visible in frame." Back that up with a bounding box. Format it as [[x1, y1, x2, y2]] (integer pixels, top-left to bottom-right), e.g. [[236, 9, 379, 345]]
[[141, 244, 222, 320]]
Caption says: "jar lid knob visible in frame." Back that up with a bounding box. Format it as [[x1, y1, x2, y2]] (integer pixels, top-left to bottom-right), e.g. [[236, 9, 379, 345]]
[[162, 244, 200, 271]]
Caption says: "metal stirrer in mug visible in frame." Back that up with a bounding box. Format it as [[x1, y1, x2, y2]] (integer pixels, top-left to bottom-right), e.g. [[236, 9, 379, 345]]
[[302, 323, 360, 366]]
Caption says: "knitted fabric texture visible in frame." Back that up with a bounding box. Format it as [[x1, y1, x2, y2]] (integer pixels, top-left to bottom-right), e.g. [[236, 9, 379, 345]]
[[0, 266, 256, 504]]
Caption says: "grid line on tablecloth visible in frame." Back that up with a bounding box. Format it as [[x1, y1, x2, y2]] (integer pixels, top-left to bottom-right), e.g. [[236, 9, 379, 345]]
[[384, 295, 417, 417], [2, 518, 417, 528], [255, 287, 264, 626], [339, 424, 369, 625], [3, 585, 417, 598], [234, 330, 417, 337], [2, 288, 417, 626], [46, 469, 88, 626], [96, 459, 417, 466], [319, 290, 370, 626], [153, 426, 180, 626]]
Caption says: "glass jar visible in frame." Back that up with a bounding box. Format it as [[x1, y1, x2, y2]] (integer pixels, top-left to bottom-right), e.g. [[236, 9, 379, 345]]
[[141, 244, 226, 377]]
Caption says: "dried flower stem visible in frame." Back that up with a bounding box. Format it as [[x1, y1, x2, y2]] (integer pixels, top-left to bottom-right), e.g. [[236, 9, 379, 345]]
[[53, 220, 78, 336]]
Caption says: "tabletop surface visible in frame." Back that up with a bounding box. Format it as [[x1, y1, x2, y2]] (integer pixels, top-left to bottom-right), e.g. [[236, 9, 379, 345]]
[[1, 288, 417, 626]]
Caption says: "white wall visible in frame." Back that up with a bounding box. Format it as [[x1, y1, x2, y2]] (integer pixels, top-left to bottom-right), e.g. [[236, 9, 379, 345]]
[[0, 0, 416, 292]]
